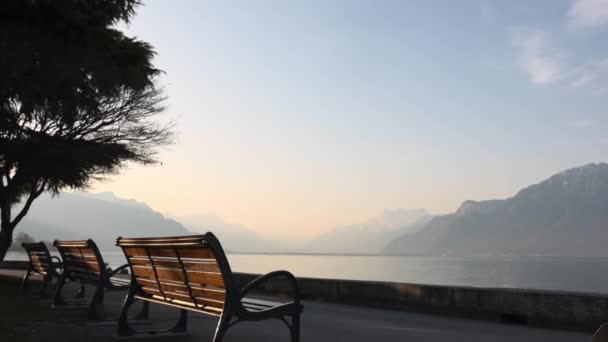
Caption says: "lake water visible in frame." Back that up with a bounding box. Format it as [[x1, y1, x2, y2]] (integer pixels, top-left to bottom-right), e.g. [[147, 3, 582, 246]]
[[6, 251, 608, 294]]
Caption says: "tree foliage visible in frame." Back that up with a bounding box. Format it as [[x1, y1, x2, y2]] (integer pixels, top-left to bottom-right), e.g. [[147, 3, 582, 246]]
[[0, 0, 174, 260]]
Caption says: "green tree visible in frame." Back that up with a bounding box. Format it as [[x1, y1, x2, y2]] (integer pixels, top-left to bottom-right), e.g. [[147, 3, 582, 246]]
[[0, 0, 174, 261]]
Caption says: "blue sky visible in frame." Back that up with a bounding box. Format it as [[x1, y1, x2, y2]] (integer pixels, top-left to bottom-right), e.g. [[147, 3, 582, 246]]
[[98, 0, 608, 237]]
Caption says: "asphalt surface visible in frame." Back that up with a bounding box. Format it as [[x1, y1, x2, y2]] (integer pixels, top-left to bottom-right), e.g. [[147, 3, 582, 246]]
[[1, 269, 591, 342]]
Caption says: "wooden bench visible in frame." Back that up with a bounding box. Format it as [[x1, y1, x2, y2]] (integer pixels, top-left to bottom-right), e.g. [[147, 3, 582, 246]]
[[115, 233, 303, 341], [21, 242, 62, 298], [53, 239, 149, 322]]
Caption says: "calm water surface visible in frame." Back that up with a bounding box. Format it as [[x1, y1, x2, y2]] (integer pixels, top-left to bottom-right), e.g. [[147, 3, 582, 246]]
[[6, 251, 608, 294]]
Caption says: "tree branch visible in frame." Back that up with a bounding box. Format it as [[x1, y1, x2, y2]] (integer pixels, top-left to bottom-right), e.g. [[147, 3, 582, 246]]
[[10, 181, 46, 229]]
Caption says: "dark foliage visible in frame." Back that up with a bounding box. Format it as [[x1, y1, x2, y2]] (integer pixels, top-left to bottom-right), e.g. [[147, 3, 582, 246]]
[[0, 0, 174, 260]]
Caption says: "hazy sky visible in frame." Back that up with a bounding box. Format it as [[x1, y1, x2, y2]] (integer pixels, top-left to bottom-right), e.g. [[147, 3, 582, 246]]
[[94, 0, 608, 238]]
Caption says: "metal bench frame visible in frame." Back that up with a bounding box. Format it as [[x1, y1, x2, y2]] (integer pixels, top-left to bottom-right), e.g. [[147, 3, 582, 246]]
[[115, 233, 302, 341], [52, 238, 149, 322], [21, 241, 63, 298]]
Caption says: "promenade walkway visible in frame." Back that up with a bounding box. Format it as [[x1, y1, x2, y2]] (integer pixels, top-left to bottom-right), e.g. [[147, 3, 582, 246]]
[[0, 269, 591, 341]]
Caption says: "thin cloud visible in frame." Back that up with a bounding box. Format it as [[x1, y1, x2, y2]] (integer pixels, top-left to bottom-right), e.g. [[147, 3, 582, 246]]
[[509, 1, 608, 88], [568, 119, 595, 128], [510, 28, 608, 89], [569, 0, 608, 29], [571, 73, 596, 87], [565, 58, 608, 89], [511, 29, 563, 85]]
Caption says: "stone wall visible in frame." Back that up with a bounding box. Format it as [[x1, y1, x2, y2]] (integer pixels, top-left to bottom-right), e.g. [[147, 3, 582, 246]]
[[233, 273, 608, 331]]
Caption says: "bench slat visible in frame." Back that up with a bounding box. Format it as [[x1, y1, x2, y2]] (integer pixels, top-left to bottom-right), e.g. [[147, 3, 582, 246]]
[[30, 258, 50, 267], [132, 265, 224, 288], [64, 253, 99, 262], [133, 265, 181, 282], [63, 259, 101, 272], [135, 278, 226, 301], [141, 287, 225, 309], [30, 256, 50, 263], [66, 266, 100, 277], [62, 247, 96, 255], [133, 294, 224, 316], [187, 270, 224, 288], [31, 260, 50, 268], [124, 247, 215, 260], [128, 257, 220, 272], [241, 298, 285, 312]]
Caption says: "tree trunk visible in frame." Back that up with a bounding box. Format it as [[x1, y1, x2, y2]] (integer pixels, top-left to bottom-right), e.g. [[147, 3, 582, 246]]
[[0, 193, 13, 262], [0, 222, 13, 262], [0, 185, 42, 262]]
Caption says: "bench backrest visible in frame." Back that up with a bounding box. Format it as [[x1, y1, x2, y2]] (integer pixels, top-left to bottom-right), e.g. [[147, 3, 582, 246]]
[[54, 239, 106, 285], [116, 233, 236, 314], [22, 242, 54, 274]]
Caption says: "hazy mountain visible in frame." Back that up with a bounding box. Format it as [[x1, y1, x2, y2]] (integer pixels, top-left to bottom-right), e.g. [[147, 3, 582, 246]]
[[76, 191, 153, 212], [15, 191, 283, 253], [384, 163, 608, 257], [307, 209, 432, 254], [17, 192, 190, 251], [19, 191, 428, 254], [176, 213, 283, 253]]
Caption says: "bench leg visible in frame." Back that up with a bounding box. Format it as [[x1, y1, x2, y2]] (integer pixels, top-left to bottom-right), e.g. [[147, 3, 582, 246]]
[[39, 274, 52, 299], [290, 313, 300, 342], [132, 301, 150, 321], [52, 274, 67, 307], [88, 283, 104, 321], [20, 269, 32, 295], [116, 286, 138, 337], [74, 284, 85, 299], [213, 311, 232, 342], [170, 309, 188, 333]]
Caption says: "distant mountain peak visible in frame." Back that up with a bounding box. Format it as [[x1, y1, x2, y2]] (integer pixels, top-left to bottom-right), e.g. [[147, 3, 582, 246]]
[[549, 163, 608, 181], [385, 162, 608, 257], [76, 191, 152, 211], [514, 162, 608, 200], [455, 199, 502, 216], [20, 192, 189, 251], [559, 162, 607, 173], [457, 163, 608, 216], [307, 208, 433, 254]]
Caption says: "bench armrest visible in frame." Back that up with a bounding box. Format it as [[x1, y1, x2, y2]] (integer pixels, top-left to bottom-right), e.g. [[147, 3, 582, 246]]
[[108, 264, 129, 278], [240, 270, 301, 303], [51, 256, 63, 274], [51, 256, 62, 267]]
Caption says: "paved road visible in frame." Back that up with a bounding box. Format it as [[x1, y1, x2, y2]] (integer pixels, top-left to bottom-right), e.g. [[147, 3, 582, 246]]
[[88, 292, 591, 342], [1, 269, 592, 341]]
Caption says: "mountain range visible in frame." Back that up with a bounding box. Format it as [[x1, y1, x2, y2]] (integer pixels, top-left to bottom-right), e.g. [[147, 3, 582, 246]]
[[384, 163, 608, 257], [13, 163, 608, 257], [17, 192, 281, 253], [14, 193, 432, 254], [306, 209, 432, 254], [18, 192, 190, 251]]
